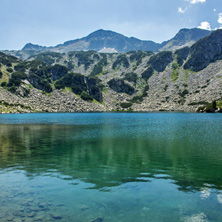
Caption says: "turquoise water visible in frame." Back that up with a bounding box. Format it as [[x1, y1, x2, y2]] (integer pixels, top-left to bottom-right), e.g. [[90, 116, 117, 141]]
[[0, 113, 222, 222]]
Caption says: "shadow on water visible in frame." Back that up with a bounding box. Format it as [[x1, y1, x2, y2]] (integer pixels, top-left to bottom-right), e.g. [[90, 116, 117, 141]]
[[1, 112, 222, 193]]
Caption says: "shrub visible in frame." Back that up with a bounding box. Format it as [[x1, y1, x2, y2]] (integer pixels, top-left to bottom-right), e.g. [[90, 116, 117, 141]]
[[8, 86, 17, 93], [123, 72, 137, 83], [129, 51, 153, 66], [32, 52, 63, 65], [141, 67, 154, 80], [130, 85, 149, 103], [107, 78, 135, 95], [148, 51, 173, 72], [112, 54, 130, 69], [179, 89, 189, 97], [90, 64, 103, 76], [12, 71, 27, 80], [75, 51, 95, 70], [54, 80, 65, 89], [188, 101, 208, 106], [171, 62, 180, 82], [175, 47, 190, 66], [1, 82, 6, 87], [80, 91, 93, 101], [90, 54, 108, 76], [71, 84, 82, 95], [43, 82, 53, 93], [197, 101, 217, 113], [120, 102, 132, 108], [7, 71, 27, 87], [6, 68, 13, 73], [14, 62, 27, 71], [130, 95, 143, 103]]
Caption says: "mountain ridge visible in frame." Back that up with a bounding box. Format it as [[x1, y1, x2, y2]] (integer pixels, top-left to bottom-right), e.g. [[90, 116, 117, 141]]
[[21, 28, 211, 54], [0, 29, 222, 113]]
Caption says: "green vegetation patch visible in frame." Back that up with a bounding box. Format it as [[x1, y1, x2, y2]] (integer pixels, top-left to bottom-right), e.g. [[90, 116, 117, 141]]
[[0, 52, 18, 67], [54, 73, 103, 102], [141, 67, 154, 81], [1, 82, 6, 87], [90, 54, 108, 76], [188, 101, 209, 106], [128, 51, 153, 66], [28, 73, 52, 93], [170, 62, 180, 82], [148, 51, 173, 72], [7, 71, 27, 87], [6, 68, 13, 73], [30, 52, 63, 66], [112, 54, 129, 69], [107, 78, 135, 95], [123, 72, 138, 83], [120, 102, 132, 109], [175, 47, 190, 66], [74, 51, 95, 70], [179, 89, 189, 97], [130, 85, 149, 103], [197, 101, 217, 113], [80, 91, 93, 102]]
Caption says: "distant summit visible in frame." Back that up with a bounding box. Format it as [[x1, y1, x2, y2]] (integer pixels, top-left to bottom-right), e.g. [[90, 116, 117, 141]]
[[22, 43, 47, 51], [7, 28, 212, 57], [49, 29, 162, 53]]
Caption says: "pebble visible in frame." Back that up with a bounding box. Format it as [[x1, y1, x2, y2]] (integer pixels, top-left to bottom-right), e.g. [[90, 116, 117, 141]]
[[27, 212, 36, 218], [90, 217, 104, 222], [51, 214, 62, 220]]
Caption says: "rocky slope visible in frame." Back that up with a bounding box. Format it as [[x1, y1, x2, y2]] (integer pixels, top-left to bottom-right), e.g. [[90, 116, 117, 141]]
[[0, 29, 222, 114]]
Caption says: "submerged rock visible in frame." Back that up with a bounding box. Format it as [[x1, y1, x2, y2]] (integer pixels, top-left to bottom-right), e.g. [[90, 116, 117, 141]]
[[90, 217, 104, 222], [51, 214, 62, 220]]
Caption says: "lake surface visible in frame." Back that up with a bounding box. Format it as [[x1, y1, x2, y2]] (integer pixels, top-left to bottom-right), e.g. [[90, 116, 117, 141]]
[[0, 113, 222, 222]]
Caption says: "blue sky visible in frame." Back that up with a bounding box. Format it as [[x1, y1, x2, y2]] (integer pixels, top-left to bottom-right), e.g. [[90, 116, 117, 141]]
[[1, 0, 221, 50]]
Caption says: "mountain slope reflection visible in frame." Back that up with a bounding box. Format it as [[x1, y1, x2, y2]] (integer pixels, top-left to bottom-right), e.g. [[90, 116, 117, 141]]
[[1, 120, 222, 193]]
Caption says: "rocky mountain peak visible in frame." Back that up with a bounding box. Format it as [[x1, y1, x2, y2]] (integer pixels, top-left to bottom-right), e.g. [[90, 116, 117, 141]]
[[160, 28, 211, 51], [22, 43, 47, 51]]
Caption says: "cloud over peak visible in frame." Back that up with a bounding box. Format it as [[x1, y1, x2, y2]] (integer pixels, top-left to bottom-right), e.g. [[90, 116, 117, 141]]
[[198, 21, 211, 30], [218, 13, 222, 28]]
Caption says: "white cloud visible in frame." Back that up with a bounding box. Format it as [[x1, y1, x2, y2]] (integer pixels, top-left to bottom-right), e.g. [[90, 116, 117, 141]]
[[198, 21, 211, 30], [186, 0, 206, 4], [214, 9, 217, 12], [178, 7, 187, 13], [218, 13, 222, 28]]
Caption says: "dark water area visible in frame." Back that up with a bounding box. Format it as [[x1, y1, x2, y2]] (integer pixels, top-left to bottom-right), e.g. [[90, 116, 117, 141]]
[[0, 113, 222, 221]]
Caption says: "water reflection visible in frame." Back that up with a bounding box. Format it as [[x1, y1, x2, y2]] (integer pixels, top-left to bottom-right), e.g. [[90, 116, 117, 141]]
[[1, 113, 222, 221], [1, 118, 222, 192]]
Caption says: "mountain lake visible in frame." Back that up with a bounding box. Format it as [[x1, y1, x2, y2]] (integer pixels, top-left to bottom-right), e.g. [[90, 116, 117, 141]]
[[0, 113, 222, 222]]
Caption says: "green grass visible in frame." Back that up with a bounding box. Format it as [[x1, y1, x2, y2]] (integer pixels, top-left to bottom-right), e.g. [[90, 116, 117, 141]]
[[161, 77, 166, 84], [184, 70, 189, 83], [103, 87, 108, 94], [170, 62, 179, 82], [217, 100, 222, 109]]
